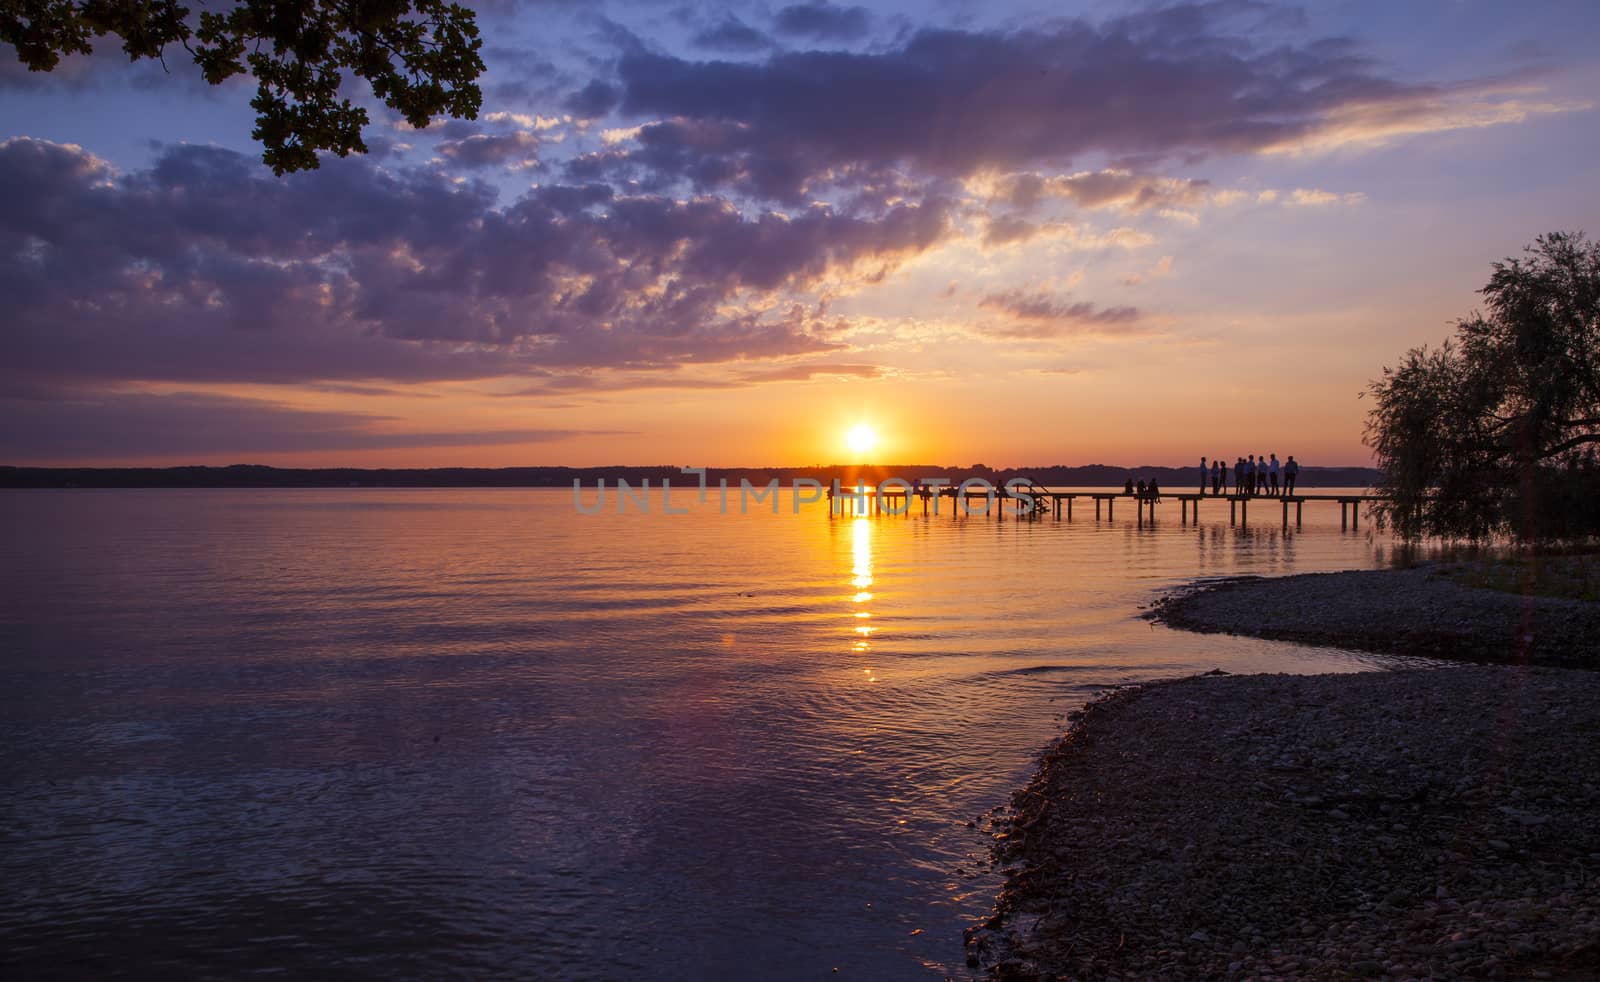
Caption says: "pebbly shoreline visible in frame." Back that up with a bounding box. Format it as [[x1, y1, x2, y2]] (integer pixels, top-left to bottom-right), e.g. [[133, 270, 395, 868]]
[[1148, 566, 1600, 668], [969, 668, 1600, 979]]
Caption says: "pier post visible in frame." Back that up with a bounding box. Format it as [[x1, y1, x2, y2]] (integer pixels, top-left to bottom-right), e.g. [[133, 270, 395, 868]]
[[1282, 498, 1288, 529], [1095, 497, 1101, 521], [1181, 499, 1188, 524], [1230, 498, 1236, 526], [1296, 500, 1302, 528], [1066, 497, 1073, 521], [1108, 497, 1115, 521], [1341, 501, 1348, 531], [1240, 499, 1248, 527], [1352, 502, 1359, 530]]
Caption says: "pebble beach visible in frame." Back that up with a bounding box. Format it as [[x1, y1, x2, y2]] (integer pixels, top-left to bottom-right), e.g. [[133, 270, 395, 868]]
[[1149, 566, 1600, 668], [972, 568, 1600, 980]]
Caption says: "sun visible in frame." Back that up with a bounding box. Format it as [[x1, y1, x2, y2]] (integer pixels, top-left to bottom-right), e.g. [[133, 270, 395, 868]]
[[845, 423, 879, 456]]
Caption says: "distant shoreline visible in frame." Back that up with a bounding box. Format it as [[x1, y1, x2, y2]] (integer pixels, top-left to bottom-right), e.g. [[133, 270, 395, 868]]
[[1149, 565, 1600, 669], [0, 463, 1383, 490]]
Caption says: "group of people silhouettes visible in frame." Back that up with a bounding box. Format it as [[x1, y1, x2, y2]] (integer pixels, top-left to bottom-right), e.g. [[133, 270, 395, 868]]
[[1198, 454, 1299, 497], [1119, 455, 1301, 500]]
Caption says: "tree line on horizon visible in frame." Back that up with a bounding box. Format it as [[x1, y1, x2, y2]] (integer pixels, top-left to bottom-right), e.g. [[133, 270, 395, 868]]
[[1366, 232, 1600, 541]]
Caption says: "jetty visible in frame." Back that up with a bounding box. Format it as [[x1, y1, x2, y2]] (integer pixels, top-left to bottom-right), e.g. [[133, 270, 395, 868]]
[[826, 483, 1382, 530]]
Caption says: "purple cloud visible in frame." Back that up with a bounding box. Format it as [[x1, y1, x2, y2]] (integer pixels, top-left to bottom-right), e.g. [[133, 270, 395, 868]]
[[576, 7, 1504, 203], [692, 17, 773, 53], [773, 3, 871, 42], [437, 131, 541, 169], [978, 290, 1146, 337], [0, 138, 950, 392]]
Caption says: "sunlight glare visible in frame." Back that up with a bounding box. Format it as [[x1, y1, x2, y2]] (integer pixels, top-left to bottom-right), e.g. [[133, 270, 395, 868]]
[[845, 423, 879, 456]]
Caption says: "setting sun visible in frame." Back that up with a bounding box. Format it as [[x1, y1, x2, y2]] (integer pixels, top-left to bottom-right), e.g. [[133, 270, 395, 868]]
[[845, 424, 879, 457]]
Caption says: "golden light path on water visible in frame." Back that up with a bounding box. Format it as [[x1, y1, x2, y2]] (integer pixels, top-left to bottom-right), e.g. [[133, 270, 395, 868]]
[[0, 487, 1418, 979]]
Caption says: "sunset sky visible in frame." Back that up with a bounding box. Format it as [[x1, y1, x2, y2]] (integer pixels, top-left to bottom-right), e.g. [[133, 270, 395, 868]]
[[3, 0, 1598, 468]]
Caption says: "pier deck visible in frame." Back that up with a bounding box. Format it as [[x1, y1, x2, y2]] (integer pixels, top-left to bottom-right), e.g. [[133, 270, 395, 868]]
[[827, 486, 1381, 529]]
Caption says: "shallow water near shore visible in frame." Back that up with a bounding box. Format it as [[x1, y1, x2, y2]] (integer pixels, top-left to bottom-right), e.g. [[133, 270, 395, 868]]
[[2, 486, 1404, 979]]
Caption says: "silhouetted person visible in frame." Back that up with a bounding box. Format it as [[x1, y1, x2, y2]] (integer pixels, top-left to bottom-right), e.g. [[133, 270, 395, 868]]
[[1211, 459, 1222, 495], [1269, 453, 1281, 496], [1124, 478, 1135, 494], [1136, 479, 1146, 496], [1199, 456, 1208, 495], [1233, 457, 1244, 494], [1148, 478, 1161, 500], [1246, 454, 1256, 495], [1284, 455, 1300, 495]]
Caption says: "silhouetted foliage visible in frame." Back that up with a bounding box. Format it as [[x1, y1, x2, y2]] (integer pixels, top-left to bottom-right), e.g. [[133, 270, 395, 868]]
[[1, 0, 483, 173], [1366, 232, 1600, 540]]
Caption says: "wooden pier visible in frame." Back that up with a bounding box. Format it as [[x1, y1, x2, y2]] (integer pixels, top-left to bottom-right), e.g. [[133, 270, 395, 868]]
[[826, 484, 1382, 530]]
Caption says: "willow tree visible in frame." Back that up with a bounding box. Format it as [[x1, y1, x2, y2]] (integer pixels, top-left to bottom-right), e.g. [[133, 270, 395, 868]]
[[2, 0, 484, 173], [1366, 232, 1600, 540]]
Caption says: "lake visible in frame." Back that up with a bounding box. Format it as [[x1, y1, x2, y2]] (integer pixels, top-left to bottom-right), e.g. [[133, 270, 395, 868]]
[[0, 487, 1404, 979]]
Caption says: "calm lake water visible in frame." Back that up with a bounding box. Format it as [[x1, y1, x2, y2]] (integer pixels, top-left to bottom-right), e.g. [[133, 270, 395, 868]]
[[0, 487, 1406, 979]]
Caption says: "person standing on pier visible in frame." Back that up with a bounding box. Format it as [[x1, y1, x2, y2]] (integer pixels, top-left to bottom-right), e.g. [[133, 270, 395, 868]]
[[1269, 453, 1281, 496], [1199, 457, 1208, 495], [1234, 457, 1244, 495], [1246, 455, 1256, 495], [1212, 458, 1223, 495], [1284, 455, 1300, 496]]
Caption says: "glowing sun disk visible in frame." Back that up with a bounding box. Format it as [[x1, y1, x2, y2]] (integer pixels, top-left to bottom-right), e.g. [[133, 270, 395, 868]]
[[845, 424, 879, 456]]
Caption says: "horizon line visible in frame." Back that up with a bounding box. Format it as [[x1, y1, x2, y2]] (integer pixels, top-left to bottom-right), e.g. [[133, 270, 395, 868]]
[[1, 461, 1383, 472]]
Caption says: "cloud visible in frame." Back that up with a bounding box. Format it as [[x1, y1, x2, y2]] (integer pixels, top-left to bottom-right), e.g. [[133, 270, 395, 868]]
[[0, 391, 623, 461], [1124, 255, 1174, 286], [501, 370, 744, 395], [773, 3, 871, 41], [1287, 187, 1366, 206], [991, 169, 1215, 213], [501, 360, 887, 395], [982, 215, 1041, 246], [979, 217, 1156, 250], [482, 111, 565, 131], [580, 8, 1575, 204], [0, 138, 952, 392], [436, 131, 541, 169], [692, 17, 773, 52], [564, 79, 619, 118], [739, 361, 883, 382], [978, 289, 1146, 338]]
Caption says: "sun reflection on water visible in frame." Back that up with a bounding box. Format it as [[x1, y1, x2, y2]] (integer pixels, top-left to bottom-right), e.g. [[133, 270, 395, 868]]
[[850, 518, 875, 671]]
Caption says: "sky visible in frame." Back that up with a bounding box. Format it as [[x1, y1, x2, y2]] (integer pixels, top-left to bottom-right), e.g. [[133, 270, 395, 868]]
[[2, 0, 1598, 468]]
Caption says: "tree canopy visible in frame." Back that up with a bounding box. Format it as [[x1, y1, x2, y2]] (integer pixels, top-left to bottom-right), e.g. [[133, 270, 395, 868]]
[[1366, 232, 1600, 540], [1, 0, 484, 174]]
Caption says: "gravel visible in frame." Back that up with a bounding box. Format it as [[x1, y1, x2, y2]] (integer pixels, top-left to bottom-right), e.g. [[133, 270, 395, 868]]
[[969, 668, 1600, 980], [1148, 566, 1600, 668]]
